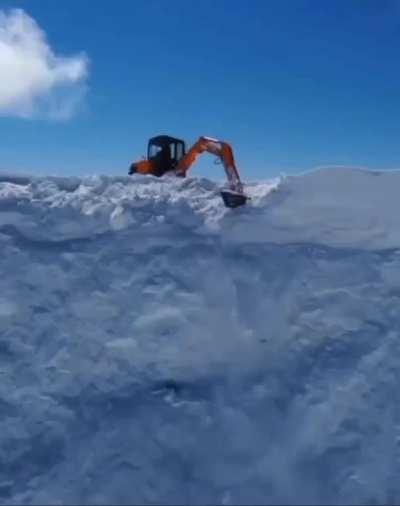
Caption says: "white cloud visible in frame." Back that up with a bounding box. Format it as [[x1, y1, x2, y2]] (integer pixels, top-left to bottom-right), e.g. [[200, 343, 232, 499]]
[[0, 9, 89, 120]]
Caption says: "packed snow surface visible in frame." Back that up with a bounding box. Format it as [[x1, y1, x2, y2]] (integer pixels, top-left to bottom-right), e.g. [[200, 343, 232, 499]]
[[1, 168, 400, 504]]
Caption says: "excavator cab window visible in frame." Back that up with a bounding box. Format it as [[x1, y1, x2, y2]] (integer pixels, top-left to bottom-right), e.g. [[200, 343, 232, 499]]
[[148, 135, 186, 176], [175, 142, 184, 162], [148, 144, 163, 159]]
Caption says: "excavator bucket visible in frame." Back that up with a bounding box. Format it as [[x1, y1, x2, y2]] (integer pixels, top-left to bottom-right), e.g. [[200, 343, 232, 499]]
[[220, 190, 247, 208]]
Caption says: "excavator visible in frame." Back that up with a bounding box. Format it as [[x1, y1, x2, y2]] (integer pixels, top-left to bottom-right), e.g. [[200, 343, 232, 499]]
[[128, 135, 248, 208]]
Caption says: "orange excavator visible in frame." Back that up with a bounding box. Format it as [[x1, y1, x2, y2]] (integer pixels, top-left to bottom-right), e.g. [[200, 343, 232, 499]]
[[129, 135, 248, 208]]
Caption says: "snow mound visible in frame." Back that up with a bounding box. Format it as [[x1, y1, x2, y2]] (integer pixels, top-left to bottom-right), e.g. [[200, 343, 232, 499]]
[[1, 167, 400, 505]]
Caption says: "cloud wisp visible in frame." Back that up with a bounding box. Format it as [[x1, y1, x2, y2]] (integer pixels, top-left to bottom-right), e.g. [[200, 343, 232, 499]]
[[0, 9, 89, 120]]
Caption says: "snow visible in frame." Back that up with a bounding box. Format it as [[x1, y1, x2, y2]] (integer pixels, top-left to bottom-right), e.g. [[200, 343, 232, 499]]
[[1, 167, 400, 504]]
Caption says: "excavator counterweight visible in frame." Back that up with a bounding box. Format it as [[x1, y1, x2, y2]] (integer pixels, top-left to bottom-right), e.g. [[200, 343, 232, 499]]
[[129, 135, 248, 208]]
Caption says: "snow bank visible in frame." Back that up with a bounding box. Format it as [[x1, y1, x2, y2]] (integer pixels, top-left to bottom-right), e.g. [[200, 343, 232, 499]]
[[1, 168, 400, 504], [1, 166, 400, 249]]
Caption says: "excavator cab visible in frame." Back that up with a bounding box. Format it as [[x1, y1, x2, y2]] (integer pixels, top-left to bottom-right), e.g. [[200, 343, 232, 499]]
[[147, 135, 186, 176]]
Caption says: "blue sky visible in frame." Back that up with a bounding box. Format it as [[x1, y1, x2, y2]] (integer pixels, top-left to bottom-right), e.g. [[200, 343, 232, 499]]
[[0, 0, 400, 180]]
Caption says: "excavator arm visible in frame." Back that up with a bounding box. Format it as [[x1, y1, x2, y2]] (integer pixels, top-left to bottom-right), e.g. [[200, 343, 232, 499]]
[[175, 136, 244, 194]]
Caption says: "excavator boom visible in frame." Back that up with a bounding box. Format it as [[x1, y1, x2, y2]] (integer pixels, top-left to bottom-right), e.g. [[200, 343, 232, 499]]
[[175, 136, 243, 194]]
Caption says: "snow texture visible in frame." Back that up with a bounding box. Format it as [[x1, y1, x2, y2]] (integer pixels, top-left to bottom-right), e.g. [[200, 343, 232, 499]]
[[1, 168, 400, 505]]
